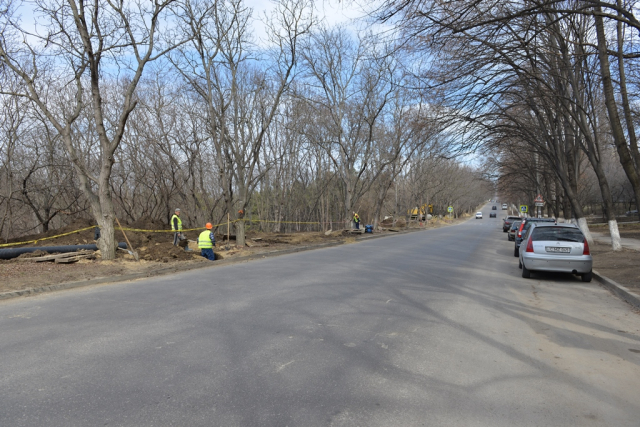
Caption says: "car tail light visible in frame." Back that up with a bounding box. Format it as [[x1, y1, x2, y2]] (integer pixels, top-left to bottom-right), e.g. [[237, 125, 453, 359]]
[[526, 238, 534, 252], [583, 238, 590, 255]]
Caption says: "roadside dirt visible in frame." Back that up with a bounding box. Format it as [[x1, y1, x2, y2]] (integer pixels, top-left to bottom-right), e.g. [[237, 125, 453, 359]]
[[0, 218, 461, 295], [591, 242, 640, 293], [590, 222, 640, 239]]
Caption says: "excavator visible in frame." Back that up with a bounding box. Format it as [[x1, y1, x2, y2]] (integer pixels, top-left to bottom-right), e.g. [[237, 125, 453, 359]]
[[408, 204, 433, 220]]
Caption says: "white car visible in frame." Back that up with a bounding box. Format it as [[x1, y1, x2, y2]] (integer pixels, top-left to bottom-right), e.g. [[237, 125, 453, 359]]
[[519, 223, 592, 282], [475, 212, 483, 219], [502, 203, 508, 210]]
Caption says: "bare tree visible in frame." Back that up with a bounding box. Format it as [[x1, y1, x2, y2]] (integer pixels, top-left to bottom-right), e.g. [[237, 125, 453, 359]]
[[300, 27, 397, 228], [172, 0, 313, 246], [0, 0, 185, 258]]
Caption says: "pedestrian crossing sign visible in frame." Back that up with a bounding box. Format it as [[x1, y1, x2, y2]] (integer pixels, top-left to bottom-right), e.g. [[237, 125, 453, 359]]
[[520, 205, 528, 213]]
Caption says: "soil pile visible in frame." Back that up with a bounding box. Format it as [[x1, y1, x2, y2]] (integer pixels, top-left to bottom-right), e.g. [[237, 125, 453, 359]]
[[137, 242, 202, 263]]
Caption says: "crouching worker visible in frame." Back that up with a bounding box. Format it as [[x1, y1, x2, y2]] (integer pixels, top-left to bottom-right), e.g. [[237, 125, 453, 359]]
[[198, 223, 216, 261]]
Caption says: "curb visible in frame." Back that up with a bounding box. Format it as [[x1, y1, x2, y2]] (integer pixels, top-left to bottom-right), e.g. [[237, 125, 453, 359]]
[[0, 227, 425, 301], [593, 269, 640, 310]]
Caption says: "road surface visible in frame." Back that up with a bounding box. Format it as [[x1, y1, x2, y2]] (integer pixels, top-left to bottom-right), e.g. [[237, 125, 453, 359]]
[[1, 206, 640, 426]]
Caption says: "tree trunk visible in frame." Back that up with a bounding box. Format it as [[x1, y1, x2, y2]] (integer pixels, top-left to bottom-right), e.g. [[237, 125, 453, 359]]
[[97, 215, 116, 259], [594, 10, 640, 209], [344, 182, 353, 230], [236, 217, 245, 247]]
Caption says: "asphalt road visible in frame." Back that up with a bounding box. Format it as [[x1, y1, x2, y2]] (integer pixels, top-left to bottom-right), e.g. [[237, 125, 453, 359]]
[[2, 206, 640, 426]]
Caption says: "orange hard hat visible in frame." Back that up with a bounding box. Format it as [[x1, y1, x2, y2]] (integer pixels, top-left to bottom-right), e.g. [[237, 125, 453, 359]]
[[205, 223, 213, 229]]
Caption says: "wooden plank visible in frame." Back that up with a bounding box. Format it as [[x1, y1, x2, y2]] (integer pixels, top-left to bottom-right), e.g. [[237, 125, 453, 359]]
[[54, 254, 93, 264], [18, 251, 88, 262], [55, 257, 79, 264]]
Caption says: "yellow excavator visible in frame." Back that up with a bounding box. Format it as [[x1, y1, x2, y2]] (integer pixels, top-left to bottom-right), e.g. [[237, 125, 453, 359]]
[[408, 204, 433, 220]]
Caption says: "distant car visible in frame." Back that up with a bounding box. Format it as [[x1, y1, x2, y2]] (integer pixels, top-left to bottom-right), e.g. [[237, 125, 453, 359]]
[[519, 223, 592, 282], [492, 206, 497, 210], [626, 210, 639, 216], [502, 203, 508, 210], [476, 212, 483, 219], [508, 220, 522, 241], [514, 217, 556, 257], [489, 212, 497, 218], [502, 215, 521, 232]]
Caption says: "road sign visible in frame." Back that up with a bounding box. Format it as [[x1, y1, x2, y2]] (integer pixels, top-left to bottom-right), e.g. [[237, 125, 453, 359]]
[[520, 205, 528, 213], [534, 202, 544, 207], [447, 206, 453, 213], [534, 194, 544, 203]]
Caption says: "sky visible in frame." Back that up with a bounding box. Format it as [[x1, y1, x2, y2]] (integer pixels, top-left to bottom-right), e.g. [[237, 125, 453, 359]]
[[246, 0, 371, 44]]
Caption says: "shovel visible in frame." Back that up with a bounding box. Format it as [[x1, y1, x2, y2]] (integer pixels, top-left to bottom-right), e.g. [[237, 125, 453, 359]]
[[115, 217, 139, 261]]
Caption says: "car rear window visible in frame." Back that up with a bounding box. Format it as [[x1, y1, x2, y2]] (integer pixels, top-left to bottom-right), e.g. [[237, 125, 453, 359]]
[[531, 227, 584, 242]]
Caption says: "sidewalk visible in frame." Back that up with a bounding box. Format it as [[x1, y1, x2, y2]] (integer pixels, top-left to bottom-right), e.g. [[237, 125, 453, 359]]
[[590, 231, 640, 251]]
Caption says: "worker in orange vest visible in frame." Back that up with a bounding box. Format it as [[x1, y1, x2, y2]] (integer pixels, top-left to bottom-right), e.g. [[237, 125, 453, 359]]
[[197, 223, 216, 261]]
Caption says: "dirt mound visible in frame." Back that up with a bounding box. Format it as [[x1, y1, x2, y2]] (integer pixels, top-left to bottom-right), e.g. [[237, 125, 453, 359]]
[[17, 250, 51, 258], [128, 216, 168, 231], [5, 217, 96, 245], [137, 242, 201, 262], [7, 216, 176, 249]]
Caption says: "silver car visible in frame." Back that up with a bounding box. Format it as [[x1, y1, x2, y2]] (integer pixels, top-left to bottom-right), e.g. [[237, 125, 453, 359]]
[[518, 223, 593, 282], [508, 220, 521, 241]]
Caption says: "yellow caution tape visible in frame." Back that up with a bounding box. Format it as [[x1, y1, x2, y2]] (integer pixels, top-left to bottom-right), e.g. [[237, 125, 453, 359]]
[[0, 226, 97, 248], [119, 219, 242, 233], [243, 219, 323, 225], [1, 217, 334, 248]]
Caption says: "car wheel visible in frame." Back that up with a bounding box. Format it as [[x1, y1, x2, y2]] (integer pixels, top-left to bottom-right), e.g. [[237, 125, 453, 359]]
[[518, 259, 522, 269], [581, 271, 592, 282], [521, 262, 531, 278], [513, 246, 519, 257]]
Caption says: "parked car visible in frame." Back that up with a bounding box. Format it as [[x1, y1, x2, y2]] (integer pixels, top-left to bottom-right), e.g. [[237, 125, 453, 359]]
[[492, 206, 497, 210], [502, 216, 521, 232], [508, 221, 522, 241], [502, 203, 508, 210], [490, 212, 497, 218], [476, 212, 483, 219], [514, 217, 556, 257], [626, 210, 639, 216], [519, 223, 592, 282]]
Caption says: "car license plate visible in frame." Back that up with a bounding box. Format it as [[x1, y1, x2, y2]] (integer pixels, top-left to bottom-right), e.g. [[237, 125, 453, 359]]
[[545, 247, 570, 253]]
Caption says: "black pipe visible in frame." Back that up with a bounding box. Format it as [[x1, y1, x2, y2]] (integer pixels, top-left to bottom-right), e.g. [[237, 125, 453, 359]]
[[0, 242, 128, 260]]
